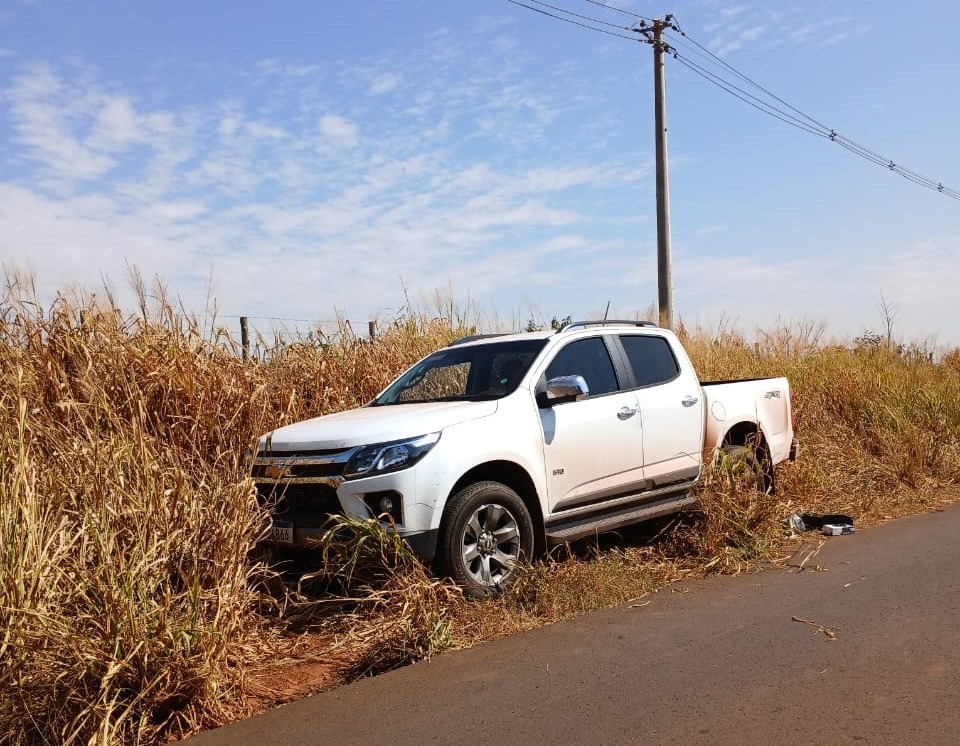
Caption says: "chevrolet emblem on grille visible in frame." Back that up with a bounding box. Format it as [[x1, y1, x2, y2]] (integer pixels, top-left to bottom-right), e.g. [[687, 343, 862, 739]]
[[265, 463, 291, 479]]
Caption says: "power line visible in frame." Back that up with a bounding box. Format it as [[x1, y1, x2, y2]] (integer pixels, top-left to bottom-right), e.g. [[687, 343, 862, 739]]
[[671, 52, 830, 139], [666, 20, 833, 134], [663, 18, 960, 199], [502, 0, 960, 201], [660, 12, 960, 200], [514, 0, 630, 30], [581, 0, 654, 23], [505, 0, 642, 42]]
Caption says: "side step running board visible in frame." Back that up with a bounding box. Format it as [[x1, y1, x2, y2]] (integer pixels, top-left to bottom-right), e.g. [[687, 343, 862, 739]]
[[545, 494, 697, 544]]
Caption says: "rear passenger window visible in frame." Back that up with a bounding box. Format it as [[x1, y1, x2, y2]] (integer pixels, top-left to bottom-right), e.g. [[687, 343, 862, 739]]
[[544, 337, 619, 396], [620, 335, 680, 387]]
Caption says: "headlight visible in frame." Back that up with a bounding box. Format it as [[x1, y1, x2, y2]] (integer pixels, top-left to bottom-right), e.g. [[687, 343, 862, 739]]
[[343, 432, 441, 479]]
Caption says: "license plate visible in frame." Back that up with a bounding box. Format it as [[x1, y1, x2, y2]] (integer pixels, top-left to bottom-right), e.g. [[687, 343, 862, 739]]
[[270, 520, 294, 544]]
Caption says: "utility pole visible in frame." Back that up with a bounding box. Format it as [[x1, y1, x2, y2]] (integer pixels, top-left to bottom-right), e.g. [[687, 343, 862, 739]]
[[637, 16, 674, 330]]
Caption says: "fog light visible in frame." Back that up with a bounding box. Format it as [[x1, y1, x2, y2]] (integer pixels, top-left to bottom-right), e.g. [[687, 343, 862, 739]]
[[363, 490, 403, 523]]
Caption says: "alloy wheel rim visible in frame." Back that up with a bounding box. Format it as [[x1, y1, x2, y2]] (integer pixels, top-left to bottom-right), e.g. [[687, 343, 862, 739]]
[[460, 503, 521, 587]]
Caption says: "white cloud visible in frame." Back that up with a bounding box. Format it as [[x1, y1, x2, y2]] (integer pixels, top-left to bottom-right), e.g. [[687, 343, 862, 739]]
[[866, 236, 960, 338], [245, 121, 286, 139], [0, 184, 197, 285], [698, 5, 865, 55], [256, 59, 326, 78], [702, 3, 750, 34], [368, 72, 400, 96], [219, 116, 240, 137], [88, 95, 141, 151], [0, 53, 634, 325], [668, 236, 960, 346], [5, 64, 193, 197], [3, 16, 946, 348], [318, 114, 358, 148], [521, 166, 614, 192], [7, 65, 116, 182]]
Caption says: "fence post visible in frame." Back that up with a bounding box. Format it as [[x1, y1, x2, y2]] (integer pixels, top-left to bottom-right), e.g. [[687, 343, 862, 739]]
[[368, 320, 377, 340], [240, 316, 250, 361]]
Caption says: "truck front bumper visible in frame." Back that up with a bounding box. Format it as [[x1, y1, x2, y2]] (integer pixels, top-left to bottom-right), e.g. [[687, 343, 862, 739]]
[[255, 464, 443, 563], [269, 524, 439, 563], [401, 528, 439, 563]]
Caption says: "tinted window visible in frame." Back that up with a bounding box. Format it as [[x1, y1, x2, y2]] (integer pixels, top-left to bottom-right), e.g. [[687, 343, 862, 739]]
[[544, 337, 619, 396], [619, 335, 680, 387], [375, 339, 547, 405], [488, 352, 534, 392], [397, 361, 469, 402]]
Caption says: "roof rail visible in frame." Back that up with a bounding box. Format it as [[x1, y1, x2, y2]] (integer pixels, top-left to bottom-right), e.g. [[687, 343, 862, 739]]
[[556, 319, 658, 334], [447, 333, 508, 347]]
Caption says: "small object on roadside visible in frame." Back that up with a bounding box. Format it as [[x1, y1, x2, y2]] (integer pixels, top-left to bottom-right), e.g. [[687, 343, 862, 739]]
[[786, 514, 807, 533], [792, 615, 839, 639], [800, 513, 854, 530], [821, 523, 855, 536], [784, 513, 856, 535]]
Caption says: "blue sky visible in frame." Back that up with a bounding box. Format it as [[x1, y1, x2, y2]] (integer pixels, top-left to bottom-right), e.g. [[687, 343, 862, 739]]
[[1, 0, 958, 345]]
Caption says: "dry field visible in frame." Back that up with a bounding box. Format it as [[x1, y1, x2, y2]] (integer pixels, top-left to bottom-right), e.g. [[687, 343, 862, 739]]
[[2, 277, 960, 744]]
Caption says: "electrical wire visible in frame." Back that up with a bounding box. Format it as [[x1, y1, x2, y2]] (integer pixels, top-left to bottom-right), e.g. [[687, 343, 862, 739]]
[[505, 0, 643, 42], [665, 17, 960, 199], [665, 22, 950, 181], [514, 0, 631, 30], [581, 0, 655, 23], [672, 52, 830, 139], [666, 19, 833, 134], [502, 0, 960, 201]]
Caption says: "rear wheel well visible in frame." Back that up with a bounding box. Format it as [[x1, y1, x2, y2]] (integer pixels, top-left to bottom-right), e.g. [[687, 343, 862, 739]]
[[721, 421, 767, 453], [446, 461, 545, 555], [720, 422, 775, 494]]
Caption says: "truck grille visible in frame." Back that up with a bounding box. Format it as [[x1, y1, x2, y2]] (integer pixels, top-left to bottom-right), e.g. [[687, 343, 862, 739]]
[[256, 482, 342, 528], [252, 446, 355, 529], [250, 462, 345, 479]]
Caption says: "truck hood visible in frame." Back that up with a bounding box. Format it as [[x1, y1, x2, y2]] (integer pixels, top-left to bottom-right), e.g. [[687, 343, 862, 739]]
[[259, 400, 499, 451]]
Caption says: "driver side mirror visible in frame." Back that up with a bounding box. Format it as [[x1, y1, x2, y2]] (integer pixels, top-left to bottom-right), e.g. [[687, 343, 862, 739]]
[[537, 375, 589, 407]]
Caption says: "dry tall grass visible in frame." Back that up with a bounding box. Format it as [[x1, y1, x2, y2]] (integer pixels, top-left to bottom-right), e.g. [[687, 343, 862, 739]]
[[0, 279, 461, 745], [2, 276, 960, 744], [682, 320, 960, 514]]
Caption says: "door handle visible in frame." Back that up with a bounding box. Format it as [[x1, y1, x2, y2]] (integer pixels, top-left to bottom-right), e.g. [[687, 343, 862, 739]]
[[617, 406, 638, 420], [682, 395, 699, 408]]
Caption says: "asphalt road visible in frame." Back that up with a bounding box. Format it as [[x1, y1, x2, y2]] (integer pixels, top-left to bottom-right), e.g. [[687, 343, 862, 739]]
[[186, 503, 960, 745]]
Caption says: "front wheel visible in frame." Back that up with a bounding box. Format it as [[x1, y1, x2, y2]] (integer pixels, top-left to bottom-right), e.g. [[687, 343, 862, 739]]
[[437, 481, 534, 598]]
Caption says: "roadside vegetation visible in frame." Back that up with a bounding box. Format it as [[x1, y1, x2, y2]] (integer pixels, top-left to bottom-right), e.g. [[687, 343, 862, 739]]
[[2, 274, 960, 745]]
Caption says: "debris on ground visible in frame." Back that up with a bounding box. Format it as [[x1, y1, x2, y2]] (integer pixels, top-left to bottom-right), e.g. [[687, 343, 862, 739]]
[[784, 513, 855, 536], [791, 615, 840, 640]]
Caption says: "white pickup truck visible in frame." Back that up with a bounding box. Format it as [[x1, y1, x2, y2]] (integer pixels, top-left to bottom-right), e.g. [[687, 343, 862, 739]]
[[252, 320, 798, 596]]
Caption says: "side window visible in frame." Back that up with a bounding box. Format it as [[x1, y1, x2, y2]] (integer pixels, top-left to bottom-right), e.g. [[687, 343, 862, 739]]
[[544, 337, 619, 396], [619, 335, 680, 387]]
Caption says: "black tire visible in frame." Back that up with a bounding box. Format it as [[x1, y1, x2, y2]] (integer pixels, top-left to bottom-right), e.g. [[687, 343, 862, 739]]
[[437, 481, 534, 598], [722, 443, 776, 495]]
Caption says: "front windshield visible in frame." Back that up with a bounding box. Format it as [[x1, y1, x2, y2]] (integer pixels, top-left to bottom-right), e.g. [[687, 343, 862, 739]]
[[373, 339, 547, 405]]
